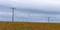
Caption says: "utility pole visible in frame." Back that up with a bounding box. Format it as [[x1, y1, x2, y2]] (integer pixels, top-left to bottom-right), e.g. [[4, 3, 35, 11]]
[[12, 8, 15, 22], [48, 17, 50, 23]]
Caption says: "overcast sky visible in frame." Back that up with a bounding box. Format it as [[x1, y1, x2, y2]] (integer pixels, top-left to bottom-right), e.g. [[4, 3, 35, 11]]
[[0, 0, 60, 22]]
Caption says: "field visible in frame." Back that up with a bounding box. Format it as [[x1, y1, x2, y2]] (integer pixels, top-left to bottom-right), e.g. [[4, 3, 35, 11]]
[[0, 22, 60, 30]]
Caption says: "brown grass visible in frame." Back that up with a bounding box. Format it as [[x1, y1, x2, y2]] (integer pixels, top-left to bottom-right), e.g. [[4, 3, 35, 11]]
[[0, 22, 60, 30]]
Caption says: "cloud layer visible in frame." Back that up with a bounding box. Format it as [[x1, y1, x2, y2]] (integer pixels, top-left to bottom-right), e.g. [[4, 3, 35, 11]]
[[0, 0, 60, 22]]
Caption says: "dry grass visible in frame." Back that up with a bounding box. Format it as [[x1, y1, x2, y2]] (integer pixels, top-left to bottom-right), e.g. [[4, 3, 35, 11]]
[[0, 22, 60, 30]]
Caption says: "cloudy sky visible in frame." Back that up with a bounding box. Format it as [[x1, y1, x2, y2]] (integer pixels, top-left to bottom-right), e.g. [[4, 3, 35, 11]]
[[0, 0, 60, 22]]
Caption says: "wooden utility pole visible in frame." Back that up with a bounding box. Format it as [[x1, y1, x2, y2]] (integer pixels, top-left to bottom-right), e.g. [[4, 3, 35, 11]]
[[12, 8, 15, 22], [48, 17, 50, 23]]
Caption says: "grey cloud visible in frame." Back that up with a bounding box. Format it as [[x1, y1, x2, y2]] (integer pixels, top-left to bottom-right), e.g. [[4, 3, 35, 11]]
[[16, 8, 60, 14]]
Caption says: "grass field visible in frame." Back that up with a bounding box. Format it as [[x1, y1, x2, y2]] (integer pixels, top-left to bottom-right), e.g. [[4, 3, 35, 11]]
[[0, 22, 60, 30]]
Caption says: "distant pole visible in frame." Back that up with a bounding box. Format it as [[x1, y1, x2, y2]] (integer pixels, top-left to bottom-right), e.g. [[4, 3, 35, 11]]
[[12, 8, 15, 22], [48, 17, 50, 23]]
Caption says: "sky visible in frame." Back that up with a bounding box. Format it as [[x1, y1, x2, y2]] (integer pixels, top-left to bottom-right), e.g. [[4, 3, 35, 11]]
[[0, 0, 60, 22]]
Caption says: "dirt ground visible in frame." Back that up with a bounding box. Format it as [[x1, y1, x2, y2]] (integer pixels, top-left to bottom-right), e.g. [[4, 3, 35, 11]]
[[0, 22, 60, 30]]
